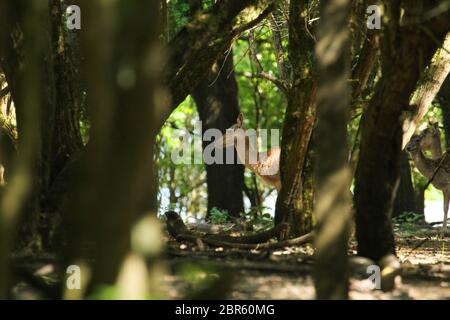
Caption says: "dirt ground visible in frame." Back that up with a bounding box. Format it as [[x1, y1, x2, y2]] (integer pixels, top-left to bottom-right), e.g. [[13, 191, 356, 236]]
[[162, 225, 449, 300], [9, 223, 449, 300]]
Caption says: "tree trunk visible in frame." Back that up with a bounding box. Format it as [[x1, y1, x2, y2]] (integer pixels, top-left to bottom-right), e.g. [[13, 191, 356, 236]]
[[354, 2, 449, 261], [47, 1, 84, 190], [313, 0, 352, 300], [0, 0, 60, 251], [63, 0, 163, 295], [392, 152, 417, 218], [192, 51, 245, 218], [0, 0, 47, 297], [0, 1, 84, 251], [38, 0, 84, 249], [274, 0, 316, 238]]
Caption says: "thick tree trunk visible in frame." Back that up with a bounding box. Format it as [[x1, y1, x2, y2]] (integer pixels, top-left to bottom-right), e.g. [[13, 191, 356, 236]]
[[274, 0, 316, 238], [0, 0, 59, 251], [0, 1, 84, 250], [0, 1, 47, 298], [192, 51, 244, 218], [313, 0, 352, 300], [64, 0, 162, 295], [354, 2, 449, 261]]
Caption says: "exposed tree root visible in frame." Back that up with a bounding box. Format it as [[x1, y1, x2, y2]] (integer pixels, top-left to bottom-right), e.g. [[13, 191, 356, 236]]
[[164, 211, 314, 250]]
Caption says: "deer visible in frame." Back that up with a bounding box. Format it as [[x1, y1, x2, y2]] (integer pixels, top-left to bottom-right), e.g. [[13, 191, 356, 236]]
[[406, 123, 449, 236], [212, 113, 281, 191], [417, 122, 442, 160]]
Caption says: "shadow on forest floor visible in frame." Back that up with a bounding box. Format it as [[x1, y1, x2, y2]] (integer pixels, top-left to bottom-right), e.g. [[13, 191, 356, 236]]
[[162, 223, 449, 300], [9, 223, 449, 300]]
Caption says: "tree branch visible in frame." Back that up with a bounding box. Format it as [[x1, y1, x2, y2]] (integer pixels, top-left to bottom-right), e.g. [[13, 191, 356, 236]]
[[0, 86, 9, 99], [160, 0, 276, 131], [164, 211, 314, 250]]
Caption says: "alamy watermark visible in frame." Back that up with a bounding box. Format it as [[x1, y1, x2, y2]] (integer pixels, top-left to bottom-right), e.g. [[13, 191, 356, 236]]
[[367, 5, 382, 30], [66, 265, 81, 290], [366, 264, 381, 290], [66, 5, 81, 30]]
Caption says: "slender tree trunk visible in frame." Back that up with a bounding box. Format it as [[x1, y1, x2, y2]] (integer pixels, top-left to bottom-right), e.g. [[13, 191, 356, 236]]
[[314, 0, 352, 300], [274, 0, 316, 238], [192, 51, 244, 218]]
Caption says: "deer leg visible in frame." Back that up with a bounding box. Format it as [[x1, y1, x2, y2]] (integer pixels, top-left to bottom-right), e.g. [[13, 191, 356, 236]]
[[442, 191, 449, 237]]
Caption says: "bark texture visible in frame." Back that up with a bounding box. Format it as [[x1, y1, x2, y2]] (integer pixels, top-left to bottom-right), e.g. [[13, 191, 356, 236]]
[[354, 1, 450, 261], [0, 0, 47, 297], [64, 0, 162, 293], [192, 51, 245, 218], [274, 0, 316, 237], [313, 0, 352, 300], [0, 1, 84, 250]]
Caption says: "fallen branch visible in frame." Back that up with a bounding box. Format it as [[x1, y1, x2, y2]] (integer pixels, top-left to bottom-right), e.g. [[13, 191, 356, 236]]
[[164, 211, 314, 250], [175, 231, 314, 250], [166, 210, 288, 244]]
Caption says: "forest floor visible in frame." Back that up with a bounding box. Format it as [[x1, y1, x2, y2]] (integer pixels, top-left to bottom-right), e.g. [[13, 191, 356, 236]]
[[162, 222, 449, 300], [9, 221, 449, 300]]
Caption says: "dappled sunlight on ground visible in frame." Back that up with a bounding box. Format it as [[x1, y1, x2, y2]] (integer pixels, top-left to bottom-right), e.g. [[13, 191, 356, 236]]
[[161, 224, 449, 300]]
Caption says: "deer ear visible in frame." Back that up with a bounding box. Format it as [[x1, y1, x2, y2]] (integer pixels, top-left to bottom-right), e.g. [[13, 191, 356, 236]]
[[236, 113, 244, 127]]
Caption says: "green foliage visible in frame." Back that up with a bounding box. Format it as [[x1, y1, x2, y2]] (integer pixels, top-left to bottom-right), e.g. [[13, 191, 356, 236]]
[[393, 211, 424, 232], [425, 185, 442, 201], [156, 97, 206, 218], [157, 4, 290, 220], [167, 0, 190, 38], [209, 207, 229, 224], [87, 285, 120, 300], [178, 263, 217, 283], [177, 263, 220, 295], [79, 118, 90, 145], [234, 27, 286, 139], [244, 208, 274, 231]]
